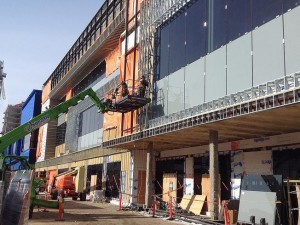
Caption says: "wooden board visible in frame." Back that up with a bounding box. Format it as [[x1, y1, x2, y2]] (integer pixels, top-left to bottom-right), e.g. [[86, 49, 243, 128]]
[[137, 170, 146, 204], [163, 173, 177, 202], [90, 175, 97, 192], [180, 195, 195, 211], [201, 174, 220, 213], [189, 195, 206, 215]]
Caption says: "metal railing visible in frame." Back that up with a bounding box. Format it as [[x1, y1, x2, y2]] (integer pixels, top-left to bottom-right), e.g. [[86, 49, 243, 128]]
[[148, 72, 300, 128], [49, 0, 125, 90], [103, 72, 300, 148]]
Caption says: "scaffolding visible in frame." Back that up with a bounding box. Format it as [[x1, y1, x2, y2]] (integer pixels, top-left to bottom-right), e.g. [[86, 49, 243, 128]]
[[138, 0, 197, 129]]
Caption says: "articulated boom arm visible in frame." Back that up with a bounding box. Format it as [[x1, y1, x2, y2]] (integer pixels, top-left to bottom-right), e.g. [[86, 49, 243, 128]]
[[0, 88, 107, 154]]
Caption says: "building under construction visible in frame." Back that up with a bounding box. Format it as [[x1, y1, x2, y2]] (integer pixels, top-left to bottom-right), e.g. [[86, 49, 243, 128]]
[[35, 0, 300, 223]]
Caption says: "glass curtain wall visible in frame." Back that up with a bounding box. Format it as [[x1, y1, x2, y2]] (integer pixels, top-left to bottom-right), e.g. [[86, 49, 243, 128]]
[[154, 0, 296, 118]]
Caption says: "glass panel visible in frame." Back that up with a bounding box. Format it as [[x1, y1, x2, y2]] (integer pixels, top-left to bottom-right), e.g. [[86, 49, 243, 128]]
[[169, 13, 186, 74], [168, 69, 184, 114], [227, 33, 252, 94], [205, 47, 226, 102], [186, 0, 208, 64], [158, 25, 170, 80], [153, 77, 168, 118], [227, 0, 251, 42], [208, 0, 227, 53], [185, 58, 205, 109], [284, 5, 300, 74], [79, 106, 103, 137], [252, 0, 283, 28], [284, 0, 300, 12], [252, 17, 284, 86]]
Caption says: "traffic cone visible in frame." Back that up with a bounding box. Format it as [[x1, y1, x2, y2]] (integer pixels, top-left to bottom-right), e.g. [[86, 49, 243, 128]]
[[118, 192, 122, 211], [223, 201, 229, 225], [152, 196, 156, 218], [168, 195, 174, 220], [56, 194, 64, 221]]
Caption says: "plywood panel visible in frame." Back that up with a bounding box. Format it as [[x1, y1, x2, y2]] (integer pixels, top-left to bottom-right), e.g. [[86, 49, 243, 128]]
[[121, 152, 131, 203], [189, 195, 206, 215], [201, 174, 220, 212], [163, 173, 177, 202], [90, 175, 97, 192], [180, 195, 195, 211], [42, 80, 51, 104], [105, 46, 120, 76], [111, 153, 122, 162], [243, 151, 273, 175], [137, 170, 146, 204]]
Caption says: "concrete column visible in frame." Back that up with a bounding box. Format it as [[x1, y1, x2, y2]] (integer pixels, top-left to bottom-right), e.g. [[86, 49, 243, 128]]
[[145, 142, 154, 208], [209, 130, 219, 220], [84, 161, 88, 191]]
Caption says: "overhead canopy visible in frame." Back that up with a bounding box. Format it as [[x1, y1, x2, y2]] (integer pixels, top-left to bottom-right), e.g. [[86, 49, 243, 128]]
[[103, 102, 300, 151]]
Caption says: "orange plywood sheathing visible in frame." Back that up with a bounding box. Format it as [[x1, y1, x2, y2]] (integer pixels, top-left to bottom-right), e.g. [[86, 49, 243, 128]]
[[125, 50, 135, 81], [65, 89, 73, 100], [125, 49, 139, 92], [103, 112, 123, 138], [137, 170, 146, 204], [42, 80, 51, 104], [128, 0, 136, 22], [36, 126, 44, 160], [123, 112, 132, 134], [122, 110, 138, 135], [120, 54, 125, 82], [137, 0, 143, 12], [105, 46, 121, 77], [48, 170, 58, 188]]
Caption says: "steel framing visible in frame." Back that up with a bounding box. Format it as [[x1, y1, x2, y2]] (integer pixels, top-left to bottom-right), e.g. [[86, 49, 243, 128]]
[[103, 72, 300, 148], [49, 0, 125, 90]]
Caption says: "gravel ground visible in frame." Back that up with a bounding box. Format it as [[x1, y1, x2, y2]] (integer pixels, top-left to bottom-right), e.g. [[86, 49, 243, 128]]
[[29, 199, 185, 225]]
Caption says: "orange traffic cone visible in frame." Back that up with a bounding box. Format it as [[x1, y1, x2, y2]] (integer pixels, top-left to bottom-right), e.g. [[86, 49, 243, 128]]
[[56, 194, 64, 221]]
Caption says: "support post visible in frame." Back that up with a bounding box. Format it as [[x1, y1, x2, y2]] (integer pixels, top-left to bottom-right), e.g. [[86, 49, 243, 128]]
[[145, 142, 154, 208], [209, 130, 219, 220]]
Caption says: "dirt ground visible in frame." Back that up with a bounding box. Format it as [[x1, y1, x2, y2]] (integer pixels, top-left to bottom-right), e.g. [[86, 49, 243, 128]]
[[29, 199, 186, 225]]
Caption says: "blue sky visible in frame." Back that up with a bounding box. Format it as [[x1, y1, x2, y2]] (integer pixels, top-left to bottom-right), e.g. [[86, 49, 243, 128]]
[[0, 0, 104, 129]]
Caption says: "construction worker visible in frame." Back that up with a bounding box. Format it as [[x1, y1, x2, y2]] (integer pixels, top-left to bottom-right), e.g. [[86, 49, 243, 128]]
[[121, 81, 129, 97], [138, 76, 148, 97]]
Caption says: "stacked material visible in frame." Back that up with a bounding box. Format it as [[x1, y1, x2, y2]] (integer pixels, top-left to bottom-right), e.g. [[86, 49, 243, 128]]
[[0, 170, 33, 225]]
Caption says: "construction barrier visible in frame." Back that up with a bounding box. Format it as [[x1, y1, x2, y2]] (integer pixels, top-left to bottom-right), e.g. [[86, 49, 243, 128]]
[[223, 201, 229, 225], [152, 196, 156, 218], [168, 195, 174, 220], [118, 192, 122, 211], [56, 195, 64, 221]]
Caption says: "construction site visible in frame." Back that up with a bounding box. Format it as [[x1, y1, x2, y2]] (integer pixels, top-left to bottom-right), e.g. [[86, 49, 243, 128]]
[[1, 0, 300, 224]]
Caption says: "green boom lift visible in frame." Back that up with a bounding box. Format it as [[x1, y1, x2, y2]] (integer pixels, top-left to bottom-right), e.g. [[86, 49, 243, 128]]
[[0, 83, 150, 219], [0, 88, 111, 218]]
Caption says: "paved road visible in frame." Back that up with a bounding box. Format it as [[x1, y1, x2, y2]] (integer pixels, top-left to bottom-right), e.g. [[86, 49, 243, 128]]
[[29, 199, 185, 225]]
